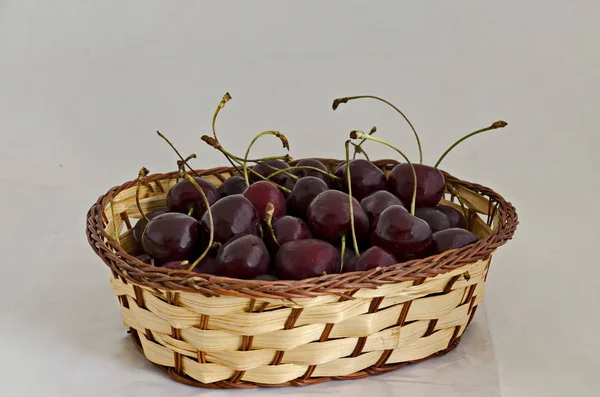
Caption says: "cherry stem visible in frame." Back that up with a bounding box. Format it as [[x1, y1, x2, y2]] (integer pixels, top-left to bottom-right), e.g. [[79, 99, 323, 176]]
[[177, 154, 197, 181], [264, 203, 280, 248], [333, 96, 423, 164], [201, 135, 292, 192], [339, 234, 346, 273], [345, 140, 361, 256], [350, 131, 417, 215], [211, 92, 241, 174], [260, 162, 299, 181], [156, 131, 201, 178], [352, 126, 376, 160], [434, 121, 508, 168], [183, 174, 214, 272], [265, 165, 340, 181], [136, 167, 150, 222], [187, 208, 194, 217], [109, 199, 121, 246], [242, 131, 290, 187], [201, 136, 291, 163]]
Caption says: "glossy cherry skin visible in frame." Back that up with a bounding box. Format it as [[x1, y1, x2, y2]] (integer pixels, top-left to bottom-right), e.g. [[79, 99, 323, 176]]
[[141, 213, 200, 261], [360, 191, 405, 227], [275, 239, 340, 280], [243, 181, 287, 221], [291, 159, 333, 187], [190, 254, 219, 274], [286, 176, 329, 219], [250, 159, 292, 186], [415, 207, 451, 233], [435, 205, 467, 229], [389, 163, 445, 208], [167, 177, 220, 220], [338, 159, 388, 200], [133, 209, 168, 245], [216, 234, 270, 279], [264, 215, 312, 253], [199, 194, 260, 244], [342, 246, 397, 273], [217, 176, 247, 197], [370, 205, 433, 261], [430, 228, 478, 254], [306, 190, 370, 245]]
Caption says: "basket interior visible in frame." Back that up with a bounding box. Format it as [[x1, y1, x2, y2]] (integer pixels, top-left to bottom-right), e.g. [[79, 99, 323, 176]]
[[87, 158, 516, 298]]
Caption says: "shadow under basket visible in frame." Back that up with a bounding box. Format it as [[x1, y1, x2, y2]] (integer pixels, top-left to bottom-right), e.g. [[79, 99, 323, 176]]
[[86, 159, 518, 389]]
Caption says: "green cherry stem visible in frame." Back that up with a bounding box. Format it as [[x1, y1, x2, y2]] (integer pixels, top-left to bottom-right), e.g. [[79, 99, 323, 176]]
[[201, 135, 292, 192], [352, 126, 376, 160], [156, 131, 201, 178], [242, 131, 290, 187], [265, 165, 340, 181], [211, 92, 241, 173], [333, 96, 423, 164], [345, 140, 361, 256], [201, 135, 290, 163], [264, 203, 280, 247], [434, 121, 508, 168], [183, 174, 214, 272], [339, 234, 346, 273], [135, 167, 150, 222], [350, 131, 417, 215]]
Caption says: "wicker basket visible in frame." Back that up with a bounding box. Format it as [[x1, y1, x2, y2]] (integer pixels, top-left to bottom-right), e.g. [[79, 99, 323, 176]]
[[86, 158, 518, 388]]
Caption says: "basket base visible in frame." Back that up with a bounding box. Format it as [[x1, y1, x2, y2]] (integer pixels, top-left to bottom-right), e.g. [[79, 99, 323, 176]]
[[129, 326, 464, 389]]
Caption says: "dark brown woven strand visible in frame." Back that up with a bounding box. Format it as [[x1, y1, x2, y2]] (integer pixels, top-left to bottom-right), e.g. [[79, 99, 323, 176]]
[[86, 158, 518, 299]]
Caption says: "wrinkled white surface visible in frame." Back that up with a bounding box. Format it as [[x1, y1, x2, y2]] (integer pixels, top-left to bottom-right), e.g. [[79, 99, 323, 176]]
[[1, 1, 599, 396]]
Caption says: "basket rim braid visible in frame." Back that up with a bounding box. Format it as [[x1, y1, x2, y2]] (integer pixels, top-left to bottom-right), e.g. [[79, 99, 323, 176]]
[[86, 158, 518, 299]]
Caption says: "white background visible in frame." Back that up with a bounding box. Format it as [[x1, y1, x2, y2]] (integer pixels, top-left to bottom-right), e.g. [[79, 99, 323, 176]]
[[1, 1, 599, 396]]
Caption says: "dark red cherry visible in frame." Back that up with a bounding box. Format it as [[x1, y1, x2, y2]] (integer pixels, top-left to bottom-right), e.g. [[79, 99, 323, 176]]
[[342, 246, 397, 273], [306, 190, 369, 245], [275, 239, 340, 280], [415, 207, 451, 233], [286, 176, 329, 219], [360, 190, 405, 227], [199, 194, 260, 244], [435, 205, 467, 229], [167, 177, 220, 219], [190, 254, 219, 275], [430, 228, 478, 254], [389, 163, 445, 208], [264, 215, 312, 253], [243, 181, 287, 220], [370, 205, 432, 261], [292, 159, 333, 187], [217, 176, 247, 197], [338, 159, 388, 200], [216, 234, 270, 279], [133, 209, 168, 245], [250, 159, 291, 186], [141, 213, 200, 261]]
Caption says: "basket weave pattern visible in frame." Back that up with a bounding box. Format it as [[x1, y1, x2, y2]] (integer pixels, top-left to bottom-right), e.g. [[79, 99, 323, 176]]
[[86, 159, 518, 388]]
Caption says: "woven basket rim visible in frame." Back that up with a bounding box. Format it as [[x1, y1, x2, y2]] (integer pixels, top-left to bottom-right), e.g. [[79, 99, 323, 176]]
[[86, 158, 518, 299]]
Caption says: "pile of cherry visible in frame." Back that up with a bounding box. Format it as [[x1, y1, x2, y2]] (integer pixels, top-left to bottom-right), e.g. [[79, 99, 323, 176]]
[[129, 94, 507, 281]]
